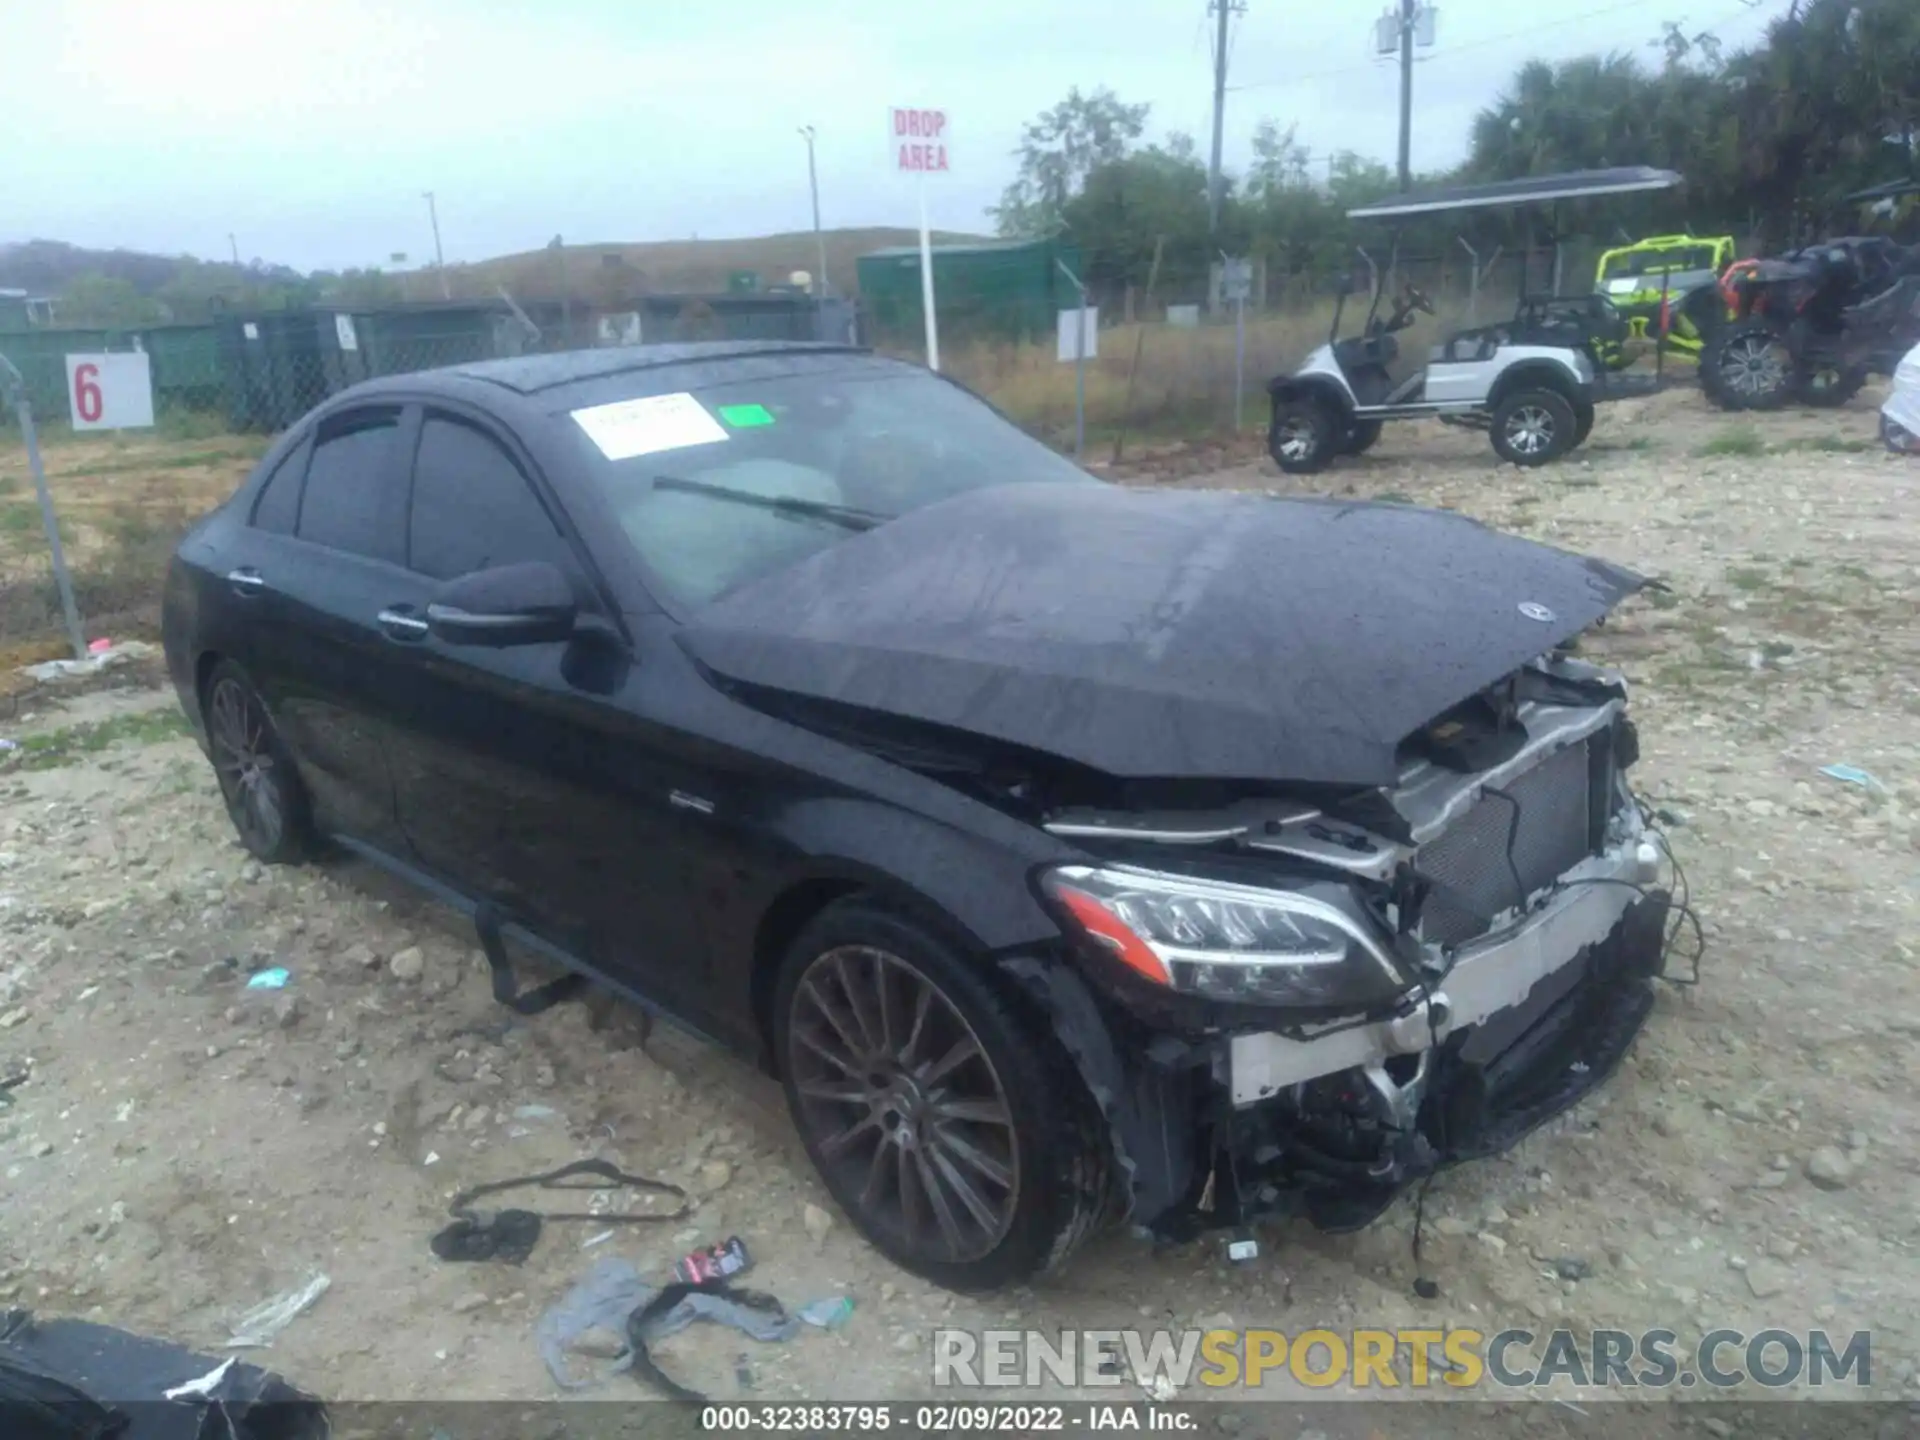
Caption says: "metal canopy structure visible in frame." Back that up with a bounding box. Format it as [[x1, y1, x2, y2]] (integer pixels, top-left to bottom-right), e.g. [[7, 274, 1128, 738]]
[[1347, 167, 1684, 220], [1843, 177, 1920, 205]]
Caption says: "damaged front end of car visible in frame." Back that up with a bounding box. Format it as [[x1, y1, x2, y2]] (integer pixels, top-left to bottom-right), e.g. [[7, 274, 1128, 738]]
[[1013, 650, 1675, 1241]]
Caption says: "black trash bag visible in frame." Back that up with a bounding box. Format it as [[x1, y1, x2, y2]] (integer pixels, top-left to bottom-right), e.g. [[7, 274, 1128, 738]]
[[0, 1311, 326, 1440]]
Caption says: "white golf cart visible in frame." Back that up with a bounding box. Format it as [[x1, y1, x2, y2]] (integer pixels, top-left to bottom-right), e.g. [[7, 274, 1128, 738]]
[[1266, 167, 1684, 473]]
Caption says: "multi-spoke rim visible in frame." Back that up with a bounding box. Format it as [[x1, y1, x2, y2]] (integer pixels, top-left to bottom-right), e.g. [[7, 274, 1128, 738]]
[[1275, 417, 1318, 462], [1504, 404, 1556, 456], [208, 678, 283, 852], [788, 946, 1018, 1265], [1722, 334, 1786, 398]]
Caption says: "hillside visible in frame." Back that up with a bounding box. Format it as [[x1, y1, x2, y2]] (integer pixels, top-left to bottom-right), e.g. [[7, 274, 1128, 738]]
[[2, 227, 994, 314], [400, 226, 992, 303]]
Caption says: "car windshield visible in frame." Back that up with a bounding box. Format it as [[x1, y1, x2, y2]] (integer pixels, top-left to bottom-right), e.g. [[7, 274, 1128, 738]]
[[1602, 244, 1720, 280], [561, 361, 1098, 610]]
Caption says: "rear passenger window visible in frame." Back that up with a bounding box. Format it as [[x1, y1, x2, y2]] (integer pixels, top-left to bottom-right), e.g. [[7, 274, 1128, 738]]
[[407, 415, 573, 580], [250, 440, 308, 534], [297, 409, 402, 561]]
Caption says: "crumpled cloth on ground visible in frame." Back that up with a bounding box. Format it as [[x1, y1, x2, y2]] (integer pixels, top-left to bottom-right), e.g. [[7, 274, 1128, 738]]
[[535, 1256, 797, 1394]]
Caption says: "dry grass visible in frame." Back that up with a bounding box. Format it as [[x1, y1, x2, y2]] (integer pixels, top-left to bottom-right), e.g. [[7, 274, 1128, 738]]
[[0, 431, 263, 648], [944, 296, 1495, 448]]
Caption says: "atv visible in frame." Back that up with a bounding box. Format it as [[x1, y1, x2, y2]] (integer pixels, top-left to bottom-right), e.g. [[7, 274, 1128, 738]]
[[1592, 233, 1734, 370], [1702, 236, 1920, 411]]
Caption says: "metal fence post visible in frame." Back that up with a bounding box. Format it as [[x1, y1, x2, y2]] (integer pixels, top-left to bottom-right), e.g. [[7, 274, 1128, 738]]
[[1055, 259, 1089, 463], [0, 352, 87, 660], [1456, 235, 1479, 324]]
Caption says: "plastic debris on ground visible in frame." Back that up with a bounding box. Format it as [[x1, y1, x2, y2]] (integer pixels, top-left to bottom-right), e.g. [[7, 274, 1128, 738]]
[[86, 638, 112, 656], [244, 968, 291, 991], [795, 1296, 855, 1331], [429, 1158, 689, 1265], [17, 640, 158, 684], [535, 1256, 799, 1393], [1817, 763, 1889, 794], [226, 1272, 330, 1348], [673, 1235, 751, 1284]]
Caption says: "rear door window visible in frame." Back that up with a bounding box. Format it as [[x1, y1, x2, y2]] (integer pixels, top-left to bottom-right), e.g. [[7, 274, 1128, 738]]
[[250, 439, 309, 534], [296, 408, 404, 562], [407, 414, 574, 580]]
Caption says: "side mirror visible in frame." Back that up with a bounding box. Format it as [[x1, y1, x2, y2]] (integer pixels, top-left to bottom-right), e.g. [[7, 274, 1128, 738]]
[[427, 561, 577, 648]]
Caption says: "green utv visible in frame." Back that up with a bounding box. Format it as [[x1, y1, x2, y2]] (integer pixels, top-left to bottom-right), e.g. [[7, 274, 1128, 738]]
[[1592, 234, 1736, 370]]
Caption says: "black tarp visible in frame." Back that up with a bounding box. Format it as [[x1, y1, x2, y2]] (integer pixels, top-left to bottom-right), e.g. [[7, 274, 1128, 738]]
[[0, 1311, 326, 1440]]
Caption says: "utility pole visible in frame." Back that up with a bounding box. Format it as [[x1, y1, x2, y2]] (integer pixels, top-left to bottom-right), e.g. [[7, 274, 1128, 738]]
[[1382, 1, 1434, 189], [228, 233, 241, 268], [1397, 0, 1414, 189], [422, 190, 449, 299], [1206, 0, 1245, 238], [798, 126, 829, 298]]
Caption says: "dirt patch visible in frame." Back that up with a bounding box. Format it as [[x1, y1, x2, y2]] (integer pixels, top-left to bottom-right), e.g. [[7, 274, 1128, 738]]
[[0, 386, 1916, 1419]]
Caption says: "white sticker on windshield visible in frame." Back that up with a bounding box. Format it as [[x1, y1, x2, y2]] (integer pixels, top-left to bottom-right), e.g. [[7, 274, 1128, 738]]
[[571, 392, 729, 461]]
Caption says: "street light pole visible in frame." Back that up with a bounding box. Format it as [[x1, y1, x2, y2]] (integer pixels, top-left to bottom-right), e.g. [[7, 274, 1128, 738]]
[[422, 190, 449, 299], [798, 127, 828, 299]]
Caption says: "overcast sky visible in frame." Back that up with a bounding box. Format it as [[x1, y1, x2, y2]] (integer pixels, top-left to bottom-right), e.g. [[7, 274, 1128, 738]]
[[3, 0, 1792, 274]]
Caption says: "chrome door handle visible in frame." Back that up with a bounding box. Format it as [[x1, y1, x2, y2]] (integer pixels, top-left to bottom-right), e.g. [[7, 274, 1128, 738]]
[[376, 607, 430, 642], [227, 567, 267, 597]]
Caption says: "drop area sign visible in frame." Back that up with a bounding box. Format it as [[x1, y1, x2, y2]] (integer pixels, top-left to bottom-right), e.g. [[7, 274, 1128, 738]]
[[890, 106, 953, 374], [891, 108, 951, 174], [65, 352, 155, 431]]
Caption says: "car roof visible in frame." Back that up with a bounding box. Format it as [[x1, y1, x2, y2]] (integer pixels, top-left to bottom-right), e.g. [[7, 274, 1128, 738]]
[[445, 341, 870, 396]]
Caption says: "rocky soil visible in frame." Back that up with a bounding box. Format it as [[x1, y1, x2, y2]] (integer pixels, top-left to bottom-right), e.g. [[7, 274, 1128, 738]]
[[1, 387, 1916, 1432]]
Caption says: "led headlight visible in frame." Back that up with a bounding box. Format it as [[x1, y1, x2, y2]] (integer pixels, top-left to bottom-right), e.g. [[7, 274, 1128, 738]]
[[1042, 864, 1409, 1008]]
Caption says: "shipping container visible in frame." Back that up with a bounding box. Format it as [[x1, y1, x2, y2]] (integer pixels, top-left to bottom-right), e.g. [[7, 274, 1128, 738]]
[[855, 238, 1082, 345]]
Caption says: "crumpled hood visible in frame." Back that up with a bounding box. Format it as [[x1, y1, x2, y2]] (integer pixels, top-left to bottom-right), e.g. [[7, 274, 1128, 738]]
[[678, 483, 1645, 787]]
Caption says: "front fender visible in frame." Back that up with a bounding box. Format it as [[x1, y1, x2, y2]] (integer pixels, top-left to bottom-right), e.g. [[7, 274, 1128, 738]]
[[1266, 375, 1355, 421]]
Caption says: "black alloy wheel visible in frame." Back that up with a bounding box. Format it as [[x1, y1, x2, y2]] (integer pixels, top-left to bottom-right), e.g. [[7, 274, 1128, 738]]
[[773, 900, 1112, 1290], [788, 944, 1018, 1264], [204, 664, 308, 863]]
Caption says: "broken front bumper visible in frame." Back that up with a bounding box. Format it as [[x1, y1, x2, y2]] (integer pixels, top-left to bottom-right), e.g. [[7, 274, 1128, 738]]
[[1200, 838, 1667, 1234]]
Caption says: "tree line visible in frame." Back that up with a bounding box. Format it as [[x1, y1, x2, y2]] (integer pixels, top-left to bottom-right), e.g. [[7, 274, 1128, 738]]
[[994, 0, 1919, 300]]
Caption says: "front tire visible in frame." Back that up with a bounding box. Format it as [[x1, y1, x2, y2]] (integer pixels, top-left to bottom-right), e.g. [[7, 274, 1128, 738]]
[[201, 661, 311, 864], [1268, 397, 1339, 474], [1343, 419, 1384, 456], [1490, 388, 1576, 467], [1703, 322, 1793, 411], [773, 899, 1113, 1291]]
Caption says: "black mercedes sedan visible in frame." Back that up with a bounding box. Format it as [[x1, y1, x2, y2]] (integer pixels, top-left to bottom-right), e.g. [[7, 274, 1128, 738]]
[[163, 342, 1675, 1291]]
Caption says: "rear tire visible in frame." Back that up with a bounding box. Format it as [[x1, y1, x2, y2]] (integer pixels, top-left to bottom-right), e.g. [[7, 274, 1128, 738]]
[[1490, 388, 1576, 467], [773, 899, 1114, 1291], [1702, 321, 1793, 411], [201, 661, 312, 864], [1268, 397, 1339, 474], [1796, 366, 1868, 408], [1573, 402, 1596, 447]]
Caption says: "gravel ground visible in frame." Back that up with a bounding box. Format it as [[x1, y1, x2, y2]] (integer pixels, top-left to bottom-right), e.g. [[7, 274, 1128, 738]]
[[1, 385, 1916, 1430]]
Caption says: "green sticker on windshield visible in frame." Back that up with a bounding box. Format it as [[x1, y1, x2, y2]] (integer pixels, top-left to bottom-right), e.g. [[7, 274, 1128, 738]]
[[717, 403, 775, 428]]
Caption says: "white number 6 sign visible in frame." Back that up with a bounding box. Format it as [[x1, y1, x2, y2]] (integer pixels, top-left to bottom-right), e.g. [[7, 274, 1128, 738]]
[[65, 353, 156, 431]]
